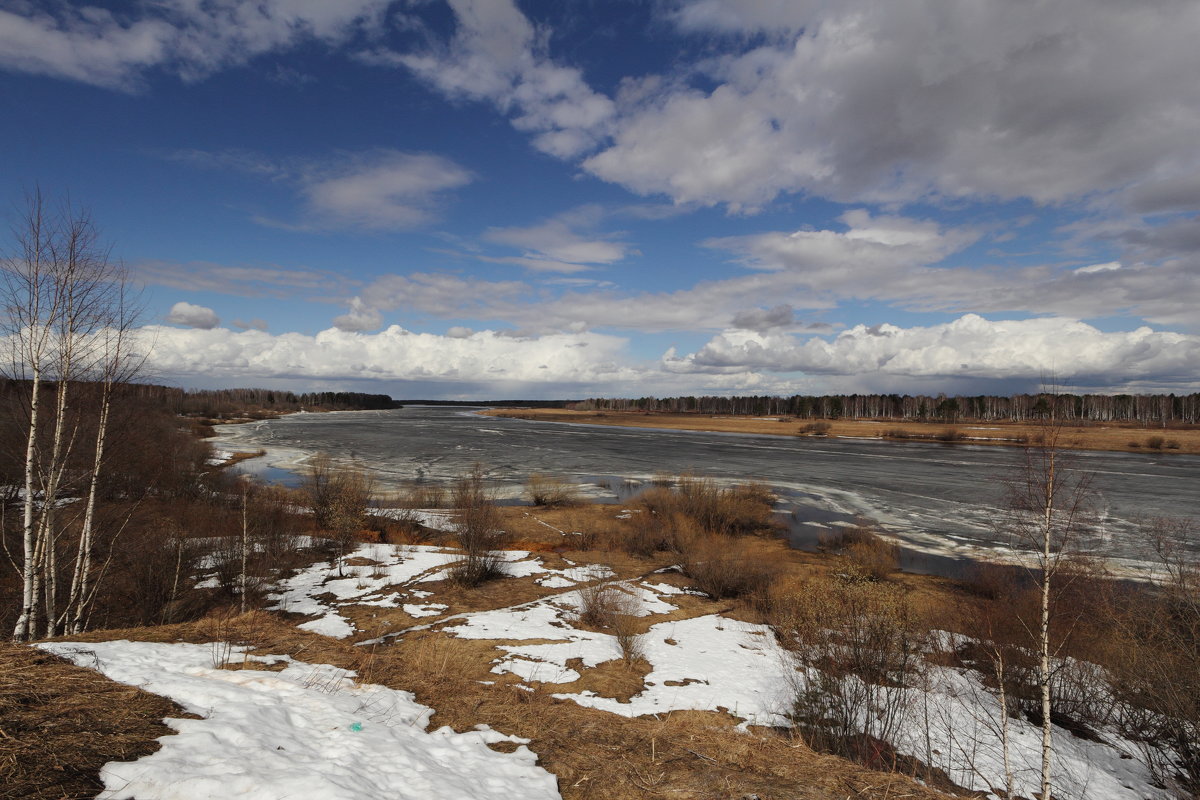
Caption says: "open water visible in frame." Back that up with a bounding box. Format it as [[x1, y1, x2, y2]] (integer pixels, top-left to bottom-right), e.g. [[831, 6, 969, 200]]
[[214, 406, 1200, 575]]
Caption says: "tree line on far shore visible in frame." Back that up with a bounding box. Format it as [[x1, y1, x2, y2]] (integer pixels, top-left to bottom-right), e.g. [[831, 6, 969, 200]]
[[575, 391, 1200, 425]]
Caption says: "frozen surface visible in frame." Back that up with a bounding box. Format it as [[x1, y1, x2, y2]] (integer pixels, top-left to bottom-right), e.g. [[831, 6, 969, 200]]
[[37, 640, 561, 800]]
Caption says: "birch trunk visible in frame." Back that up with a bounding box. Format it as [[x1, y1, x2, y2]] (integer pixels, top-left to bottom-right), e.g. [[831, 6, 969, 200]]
[[12, 367, 41, 641], [64, 383, 113, 634], [1040, 447, 1056, 800]]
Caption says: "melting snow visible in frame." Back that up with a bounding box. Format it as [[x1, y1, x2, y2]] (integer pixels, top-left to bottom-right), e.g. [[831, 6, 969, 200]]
[[37, 640, 561, 800]]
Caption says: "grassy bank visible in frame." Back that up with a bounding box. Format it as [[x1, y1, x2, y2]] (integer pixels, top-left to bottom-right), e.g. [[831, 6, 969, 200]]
[[482, 408, 1200, 454]]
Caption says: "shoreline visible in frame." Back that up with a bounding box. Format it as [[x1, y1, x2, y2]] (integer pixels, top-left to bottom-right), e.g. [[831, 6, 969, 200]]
[[481, 408, 1200, 456]]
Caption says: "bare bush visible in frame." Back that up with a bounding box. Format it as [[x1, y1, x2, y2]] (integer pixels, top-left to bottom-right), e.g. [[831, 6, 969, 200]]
[[612, 611, 644, 664], [771, 576, 926, 761], [303, 453, 375, 574], [636, 475, 775, 538], [576, 583, 620, 628], [526, 473, 581, 507], [606, 502, 680, 556], [575, 583, 644, 663], [447, 464, 507, 587], [677, 532, 779, 599], [820, 524, 899, 581], [1105, 518, 1200, 795], [801, 421, 831, 436]]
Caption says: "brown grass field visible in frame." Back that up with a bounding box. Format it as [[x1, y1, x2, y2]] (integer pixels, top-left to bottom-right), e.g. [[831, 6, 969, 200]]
[[482, 408, 1200, 455]]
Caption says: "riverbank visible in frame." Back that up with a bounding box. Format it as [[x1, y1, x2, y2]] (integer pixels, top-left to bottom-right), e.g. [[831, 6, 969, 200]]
[[482, 408, 1200, 455]]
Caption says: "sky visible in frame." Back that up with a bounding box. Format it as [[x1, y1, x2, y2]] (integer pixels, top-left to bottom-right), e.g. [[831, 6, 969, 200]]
[[2, 0, 1199, 400]]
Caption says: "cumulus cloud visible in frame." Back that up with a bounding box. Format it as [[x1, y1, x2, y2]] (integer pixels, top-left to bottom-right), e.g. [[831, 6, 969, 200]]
[[585, 0, 1200, 211], [730, 304, 794, 332], [0, 1, 389, 90], [165, 301, 220, 329], [369, 0, 615, 158], [667, 314, 1200, 390], [138, 324, 643, 386], [332, 298, 383, 332]]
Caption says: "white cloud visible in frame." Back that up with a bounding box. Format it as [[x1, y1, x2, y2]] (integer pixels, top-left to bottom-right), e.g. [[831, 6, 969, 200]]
[[332, 298, 383, 332], [297, 150, 473, 230], [174, 148, 473, 231], [0, 1, 389, 90], [232, 318, 269, 331], [585, 0, 1200, 211], [138, 324, 641, 385], [165, 301, 220, 329], [480, 208, 632, 273], [729, 304, 794, 332], [132, 322, 832, 398], [372, 0, 615, 158], [135, 259, 344, 298], [667, 314, 1200, 390], [1073, 262, 1121, 275]]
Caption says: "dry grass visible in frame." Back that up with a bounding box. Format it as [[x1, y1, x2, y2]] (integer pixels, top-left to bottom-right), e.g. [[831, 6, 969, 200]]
[[4, 546, 970, 800], [484, 408, 1200, 454], [677, 532, 782, 600], [0, 641, 189, 800], [369, 631, 954, 800], [820, 525, 900, 581]]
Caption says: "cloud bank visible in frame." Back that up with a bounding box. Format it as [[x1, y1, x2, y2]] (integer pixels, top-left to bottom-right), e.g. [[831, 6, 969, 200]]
[[667, 315, 1200, 390]]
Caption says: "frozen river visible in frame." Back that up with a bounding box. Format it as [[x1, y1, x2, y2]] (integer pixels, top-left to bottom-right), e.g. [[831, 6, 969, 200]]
[[215, 406, 1200, 574]]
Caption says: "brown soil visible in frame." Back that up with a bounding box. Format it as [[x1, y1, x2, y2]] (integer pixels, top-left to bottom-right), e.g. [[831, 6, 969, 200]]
[[482, 408, 1200, 455]]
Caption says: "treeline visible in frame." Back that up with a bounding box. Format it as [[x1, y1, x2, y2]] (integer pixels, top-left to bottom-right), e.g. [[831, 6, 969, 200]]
[[395, 399, 575, 408], [575, 391, 1200, 424], [110, 385, 401, 417]]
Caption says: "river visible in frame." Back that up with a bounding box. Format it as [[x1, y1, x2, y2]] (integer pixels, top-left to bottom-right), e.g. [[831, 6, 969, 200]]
[[213, 406, 1200, 575]]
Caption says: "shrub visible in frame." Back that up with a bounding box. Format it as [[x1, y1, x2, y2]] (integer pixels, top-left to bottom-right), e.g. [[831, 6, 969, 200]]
[[612, 612, 645, 664], [574, 584, 645, 663], [801, 421, 831, 436], [820, 525, 899, 581], [576, 583, 620, 628], [447, 464, 508, 588], [303, 453, 375, 574], [526, 473, 581, 507], [676, 532, 779, 599], [771, 576, 927, 760], [607, 506, 680, 556]]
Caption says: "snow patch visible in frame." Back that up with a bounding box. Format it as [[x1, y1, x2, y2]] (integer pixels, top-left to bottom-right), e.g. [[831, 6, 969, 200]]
[[37, 640, 561, 800]]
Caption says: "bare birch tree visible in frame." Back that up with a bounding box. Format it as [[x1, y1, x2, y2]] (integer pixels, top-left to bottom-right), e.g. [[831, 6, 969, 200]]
[[998, 416, 1094, 799], [3, 191, 141, 641]]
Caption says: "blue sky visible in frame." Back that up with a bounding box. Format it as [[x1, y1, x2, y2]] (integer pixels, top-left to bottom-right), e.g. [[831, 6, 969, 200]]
[[2, 0, 1199, 399]]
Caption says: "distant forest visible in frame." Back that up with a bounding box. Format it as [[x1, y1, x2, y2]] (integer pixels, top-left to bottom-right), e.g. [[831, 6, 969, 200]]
[[575, 392, 1200, 425], [112, 385, 401, 417]]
